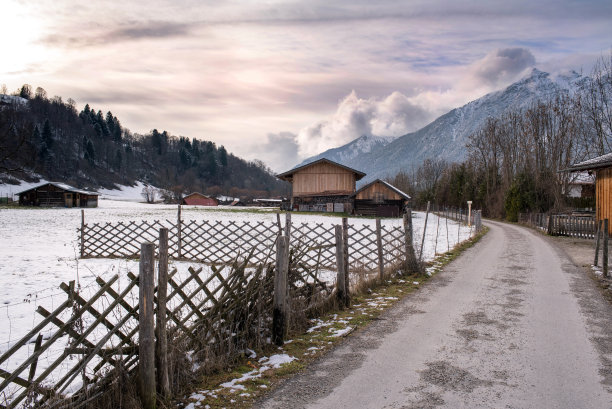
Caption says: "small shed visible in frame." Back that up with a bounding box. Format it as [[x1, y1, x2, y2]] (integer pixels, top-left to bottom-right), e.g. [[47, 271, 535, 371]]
[[276, 158, 366, 212], [182, 192, 218, 206], [565, 152, 612, 232], [351, 179, 410, 217], [18, 182, 99, 208]]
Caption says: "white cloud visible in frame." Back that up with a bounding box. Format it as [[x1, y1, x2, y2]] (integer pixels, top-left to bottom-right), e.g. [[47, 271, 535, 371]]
[[295, 91, 432, 157]]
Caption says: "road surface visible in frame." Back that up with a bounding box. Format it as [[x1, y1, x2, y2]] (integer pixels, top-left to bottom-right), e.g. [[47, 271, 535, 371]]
[[255, 220, 612, 408]]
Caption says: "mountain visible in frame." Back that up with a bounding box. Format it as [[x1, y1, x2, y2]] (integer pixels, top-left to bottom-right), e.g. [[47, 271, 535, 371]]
[[299, 68, 585, 184], [296, 134, 396, 167]]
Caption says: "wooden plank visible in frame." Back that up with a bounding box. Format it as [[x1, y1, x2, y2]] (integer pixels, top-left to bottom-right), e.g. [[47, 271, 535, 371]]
[[156, 228, 170, 398], [342, 217, 350, 306], [273, 236, 289, 345], [139, 242, 156, 409], [376, 219, 384, 282], [335, 225, 347, 308]]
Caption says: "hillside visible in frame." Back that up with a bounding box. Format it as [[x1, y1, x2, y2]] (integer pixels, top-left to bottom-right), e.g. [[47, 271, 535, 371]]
[[299, 68, 585, 183], [0, 87, 288, 199]]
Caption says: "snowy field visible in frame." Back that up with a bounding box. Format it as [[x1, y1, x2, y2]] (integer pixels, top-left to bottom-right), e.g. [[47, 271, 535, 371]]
[[0, 195, 474, 401]]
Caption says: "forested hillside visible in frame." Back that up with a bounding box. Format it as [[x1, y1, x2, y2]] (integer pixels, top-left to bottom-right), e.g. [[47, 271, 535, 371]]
[[0, 85, 288, 199]]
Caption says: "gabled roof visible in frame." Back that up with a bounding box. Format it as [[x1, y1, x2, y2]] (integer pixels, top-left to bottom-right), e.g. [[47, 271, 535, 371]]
[[351, 179, 411, 200], [17, 182, 98, 196], [276, 158, 366, 181], [184, 192, 212, 199], [564, 152, 612, 172]]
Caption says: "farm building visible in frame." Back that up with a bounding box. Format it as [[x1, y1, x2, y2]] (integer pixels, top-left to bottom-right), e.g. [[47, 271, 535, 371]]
[[566, 152, 612, 232], [352, 179, 411, 217], [182, 192, 218, 206], [276, 158, 366, 212], [18, 182, 99, 208]]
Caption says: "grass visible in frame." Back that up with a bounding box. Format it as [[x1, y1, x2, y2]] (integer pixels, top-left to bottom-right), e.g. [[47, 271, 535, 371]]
[[175, 226, 489, 409]]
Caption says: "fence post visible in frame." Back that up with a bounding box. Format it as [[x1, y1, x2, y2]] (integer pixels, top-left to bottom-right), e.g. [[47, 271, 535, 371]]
[[156, 228, 170, 398], [604, 219, 609, 278], [335, 225, 347, 308], [139, 242, 156, 409], [376, 218, 384, 283], [419, 201, 431, 262], [595, 220, 602, 266], [177, 204, 182, 258], [276, 213, 282, 235], [403, 210, 419, 273], [342, 217, 350, 307], [547, 214, 553, 235], [273, 235, 289, 345], [80, 209, 85, 258], [284, 212, 292, 239]]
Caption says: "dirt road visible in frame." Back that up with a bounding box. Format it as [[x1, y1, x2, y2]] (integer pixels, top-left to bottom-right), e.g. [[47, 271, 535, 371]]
[[255, 221, 612, 408]]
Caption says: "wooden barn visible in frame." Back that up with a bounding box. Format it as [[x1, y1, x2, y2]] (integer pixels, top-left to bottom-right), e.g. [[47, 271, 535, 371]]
[[566, 152, 612, 232], [276, 159, 365, 213], [182, 192, 218, 206], [352, 179, 410, 217], [18, 182, 99, 208]]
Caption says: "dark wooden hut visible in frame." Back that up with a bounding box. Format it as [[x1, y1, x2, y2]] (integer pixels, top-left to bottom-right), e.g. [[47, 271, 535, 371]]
[[351, 179, 410, 217], [182, 192, 218, 206], [18, 182, 99, 208], [276, 158, 366, 212]]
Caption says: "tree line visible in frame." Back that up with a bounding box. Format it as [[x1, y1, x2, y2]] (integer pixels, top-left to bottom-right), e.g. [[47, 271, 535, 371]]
[[0, 85, 288, 201], [390, 53, 611, 221]]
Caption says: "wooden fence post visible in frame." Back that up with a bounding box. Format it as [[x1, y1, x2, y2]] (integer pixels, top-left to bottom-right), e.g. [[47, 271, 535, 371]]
[[335, 225, 347, 308], [276, 213, 282, 235], [403, 210, 419, 273], [80, 209, 85, 258], [273, 236, 289, 345], [177, 204, 182, 258], [139, 242, 156, 409], [419, 201, 430, 262], [156, 228, 170, 398], [284, 212, 292, 239], [547, 214, 553, 235], [595, 220, 602, 266], [376, 219, 384, 282], [342, 217, 350, 307], [604, 219, 609, 278]]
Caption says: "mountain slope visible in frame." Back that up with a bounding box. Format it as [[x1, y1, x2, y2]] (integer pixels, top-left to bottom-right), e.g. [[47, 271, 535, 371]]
[[300, 68, 585, 184], [296, 135, 396, 167]]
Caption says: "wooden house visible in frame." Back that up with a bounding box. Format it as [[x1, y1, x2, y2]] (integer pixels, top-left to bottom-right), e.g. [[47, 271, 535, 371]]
[[182, 192, 218, 206], [566, 152, 612, 232], [18, 182, 99, 208], [351, 179, 410, 217], [276, 159, 366, 212]]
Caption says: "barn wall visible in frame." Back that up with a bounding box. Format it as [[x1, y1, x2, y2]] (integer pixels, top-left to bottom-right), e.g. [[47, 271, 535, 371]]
[[292, 162, 356, 196], [597, 168, 612, 233], [355, 182, 402, 201]]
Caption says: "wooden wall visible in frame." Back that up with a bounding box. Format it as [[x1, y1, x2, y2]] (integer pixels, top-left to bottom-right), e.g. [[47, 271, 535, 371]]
[[292, 162, 356, 196], [597, 167, 612, 232], [355, 182, 403, 201]]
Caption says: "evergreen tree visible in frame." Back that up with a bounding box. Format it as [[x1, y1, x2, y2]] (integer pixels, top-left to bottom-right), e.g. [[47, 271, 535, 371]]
[[219, 146, 228, 167], [41, 119, 53, 148]]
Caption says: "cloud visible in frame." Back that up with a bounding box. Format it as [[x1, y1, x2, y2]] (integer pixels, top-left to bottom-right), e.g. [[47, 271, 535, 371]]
[[295, 91, 431, 157], [248, 132, 300, 172], [471, 48, 536, 86]]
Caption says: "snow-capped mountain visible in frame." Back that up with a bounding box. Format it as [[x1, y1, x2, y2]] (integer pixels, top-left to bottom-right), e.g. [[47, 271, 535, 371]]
[[298, 68, 585, 184], [296, 134, 396, 167]]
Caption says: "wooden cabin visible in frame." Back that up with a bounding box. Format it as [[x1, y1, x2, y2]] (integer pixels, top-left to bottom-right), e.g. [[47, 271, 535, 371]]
[[352, 179, 410, 217], [566, 152, 612, 232], [182, 192, 218, 206], [18, 182, 99, 208], [276, 159, 366, 212]]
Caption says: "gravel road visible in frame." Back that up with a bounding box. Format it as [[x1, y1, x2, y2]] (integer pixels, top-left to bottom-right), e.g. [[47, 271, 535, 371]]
[[255, 220, 612, 408]]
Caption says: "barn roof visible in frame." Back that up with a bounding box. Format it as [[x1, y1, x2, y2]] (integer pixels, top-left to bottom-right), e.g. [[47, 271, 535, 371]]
[[184, 192, 212, 199], [276, 158, 366, 181], [17, 182, 98, 196], [564, 152, 612, 172], [351, 179, 411, 200]]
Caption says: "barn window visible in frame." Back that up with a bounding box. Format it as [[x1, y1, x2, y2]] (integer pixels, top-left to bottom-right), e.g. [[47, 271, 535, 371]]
[[374, 192, 384, 203]]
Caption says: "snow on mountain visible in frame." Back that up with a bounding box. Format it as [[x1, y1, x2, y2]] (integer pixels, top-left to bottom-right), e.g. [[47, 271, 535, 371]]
[[298, 68, 584, 184], [0, 94, 28, 107], [295, 134, 397, 168]]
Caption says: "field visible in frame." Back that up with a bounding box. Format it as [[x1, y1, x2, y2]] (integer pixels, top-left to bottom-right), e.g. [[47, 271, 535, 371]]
[[0, 198, 473, 401]]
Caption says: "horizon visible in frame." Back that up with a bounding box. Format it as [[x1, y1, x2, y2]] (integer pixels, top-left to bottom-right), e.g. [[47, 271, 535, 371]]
[[2, 0, 611, 172]]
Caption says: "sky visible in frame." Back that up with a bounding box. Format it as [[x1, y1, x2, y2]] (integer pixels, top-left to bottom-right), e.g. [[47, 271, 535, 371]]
[[1, 0, 611, 172]]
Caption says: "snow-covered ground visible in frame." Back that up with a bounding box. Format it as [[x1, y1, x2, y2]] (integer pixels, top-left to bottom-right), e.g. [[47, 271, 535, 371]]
[[0, 199, 473, 402]]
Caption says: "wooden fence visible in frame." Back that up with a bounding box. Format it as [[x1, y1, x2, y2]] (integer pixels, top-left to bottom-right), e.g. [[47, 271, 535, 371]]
[[519, 213, 597, 239], [79, 211, 407, 273], [2, 211, 417, 408]]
